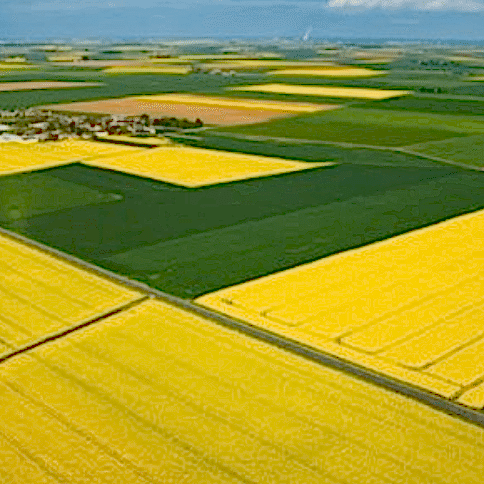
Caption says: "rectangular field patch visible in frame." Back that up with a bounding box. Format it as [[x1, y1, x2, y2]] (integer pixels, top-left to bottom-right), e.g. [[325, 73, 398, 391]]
[[134, 93, 333, 113], [229, 84, 411, 99], [85, 146, 332, 187], [44, 95, 336, 126], [0, 139, 141, 176], [197, 208, 484, 407], [268, 68, 386, 78], [407, 134, 484, 168], [0, 298, 483, 483], [104, 66, 192, 74], [0, 233, 143, 356], [0, 81, 103, 92]]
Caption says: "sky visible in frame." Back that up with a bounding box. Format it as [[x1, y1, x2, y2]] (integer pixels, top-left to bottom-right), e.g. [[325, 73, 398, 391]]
[[2, 0, 484, 41]]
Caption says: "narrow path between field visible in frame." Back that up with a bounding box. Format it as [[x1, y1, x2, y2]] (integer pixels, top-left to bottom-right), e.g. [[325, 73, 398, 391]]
[[0, 296, 150, 365]]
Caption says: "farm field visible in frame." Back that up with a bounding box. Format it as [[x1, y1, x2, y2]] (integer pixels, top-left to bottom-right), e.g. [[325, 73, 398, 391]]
[[0, 171, 120, 222], [220, 106, 484, 149], [175, 133, 445, 167], [96, 135, 172, 147], [220, 110, 471, 147], [268, 68, 386, 77], [3, 162, 482, 298], [0, 139, 141, 176], [134, 93, 332, 112], [0, 232, 142, 357], [0, 81, 103, 91], [105, 171, 484, 297], [103, 66, 192, 74], [2, 40, 484, 480], [197, 209, 484, 407], [230, 84, 411, 99], [200, 60, 335, 70], [84, 146, 331, 187], [0, 64, 37, 71], [407, 134, 484, 168], [357, 96, 484, 116], [2, 298, 483, 482], [42, 96, 305, 126], [0, 72, 256, 111]]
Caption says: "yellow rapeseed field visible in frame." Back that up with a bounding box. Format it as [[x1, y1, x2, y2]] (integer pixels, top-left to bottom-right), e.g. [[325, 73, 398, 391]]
[[353, 58, 396, 64], [202, 60, 335, 70], [0, 298, 483, 482], [178, 54, 252, 60], [0, 63, 35, 70], [197, 208, 484, 407], [230, 83, 411, 99], [0, 139, 141, 176], [85, 146, 332, 187], [104, 66, 191, 74], [268, 68, 387, 77], [135, 93, 328, 112], [0, 233, 142, 356], [96, 134, 172, 146]]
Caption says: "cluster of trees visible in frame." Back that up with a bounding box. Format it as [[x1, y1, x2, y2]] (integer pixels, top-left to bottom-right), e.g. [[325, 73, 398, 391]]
[[151, 116, 203, 130]]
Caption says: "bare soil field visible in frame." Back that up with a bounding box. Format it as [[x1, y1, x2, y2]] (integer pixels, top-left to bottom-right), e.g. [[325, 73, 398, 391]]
[[47, 60, 153, 67], [42, 97, 335, 125], [0, 81, 102, 92]]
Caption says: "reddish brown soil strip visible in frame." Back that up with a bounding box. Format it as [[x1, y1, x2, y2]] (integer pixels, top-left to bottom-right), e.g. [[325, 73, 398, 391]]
[[0, 81, 103, 92], [49, 60, 157, 68], [42, 98, 299, 126]]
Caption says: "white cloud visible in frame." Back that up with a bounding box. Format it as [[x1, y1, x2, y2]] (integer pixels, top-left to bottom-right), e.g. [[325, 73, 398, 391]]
[[327, 0, 484, 10]]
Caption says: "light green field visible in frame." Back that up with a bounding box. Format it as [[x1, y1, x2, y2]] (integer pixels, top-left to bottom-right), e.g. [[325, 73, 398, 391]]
[[0, 172, 116, 223], [408, 134, 484, 167], [220, 107, 482, 147], [318, 108, 484, 134]]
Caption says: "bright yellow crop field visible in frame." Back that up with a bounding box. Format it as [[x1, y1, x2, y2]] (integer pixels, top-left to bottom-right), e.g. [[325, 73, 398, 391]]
[[135, 93, 329, 112], [104, 66, 191, 74], [197, 208, 484, 407], [202, 60, 335, 70], [1, 298, 483, 483], [96, 134, 172, 146], [0, 139, 141, 176], [353, 58, 395, 64], [268, 68, 387, 77], [230, 84, 411, 99], [0, 63, 35, 70], [0, 233, 143, 356], [178, 54, 252, 60], [85, 146, 332, 187], [148, 58, 192, 64]]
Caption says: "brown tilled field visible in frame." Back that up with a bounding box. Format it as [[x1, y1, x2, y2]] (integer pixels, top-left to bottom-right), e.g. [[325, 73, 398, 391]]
[[42, 97, 316, 125], [0, 81, 103, 92]]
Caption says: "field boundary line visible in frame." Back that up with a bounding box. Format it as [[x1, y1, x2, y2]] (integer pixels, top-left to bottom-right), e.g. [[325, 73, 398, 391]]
[[212, 132, 484, 172], [1, 227, 484, 427], [0, 295, 150, 365], [0, 159, 80, 178]]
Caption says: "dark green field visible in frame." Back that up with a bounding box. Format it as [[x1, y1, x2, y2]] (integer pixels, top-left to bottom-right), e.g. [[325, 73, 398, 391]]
[[219, 111, 470, 147], [355, 96, 484, 116], [175, 134, 446, 168], [1, 162, 483, 298], [408, 134, 484, 168]]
